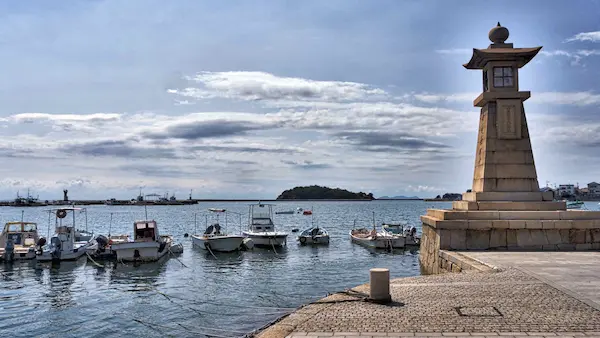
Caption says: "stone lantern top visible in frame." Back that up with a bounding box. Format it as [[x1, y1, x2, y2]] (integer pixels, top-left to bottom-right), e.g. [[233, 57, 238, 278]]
[[489, 22, 509, 44], [463, 23, 542, 70]]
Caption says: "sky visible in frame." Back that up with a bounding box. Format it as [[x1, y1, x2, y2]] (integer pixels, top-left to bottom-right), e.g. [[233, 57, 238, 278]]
[[1, 0, 600, 200]]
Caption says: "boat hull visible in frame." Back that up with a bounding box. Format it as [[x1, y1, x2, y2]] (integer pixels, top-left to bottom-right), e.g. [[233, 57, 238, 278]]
[[111, 240, 171, 262], [192, 235, 244, 252], [298, 235, 330, 245], [0, 247, 36, 261], [36, 244, 89, 262], [350, 232, 405, 249], [242, 232, 287, 247]]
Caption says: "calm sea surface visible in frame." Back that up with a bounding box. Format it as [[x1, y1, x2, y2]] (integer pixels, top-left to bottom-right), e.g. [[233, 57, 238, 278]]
[[6, 200, 597, 337]]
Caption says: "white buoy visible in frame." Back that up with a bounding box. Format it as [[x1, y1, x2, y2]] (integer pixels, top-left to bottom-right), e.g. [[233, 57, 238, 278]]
[[369, 268, 391, 304], [241, 238, 254, 250]]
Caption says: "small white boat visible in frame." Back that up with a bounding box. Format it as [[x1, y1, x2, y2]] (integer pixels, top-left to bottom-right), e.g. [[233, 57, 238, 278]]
[[350, 213, 405, 250], [297, 213, 329, 245], [298, 227, 329, 245], [350, 228, 405, 249], [110, 220, 173, 262], [0, 221, 40, 261], [37, 208, 94, 262], [192, 209, 244, 253], [382, 223, 420, 246], [242, 202, 288, 247], [208, 208, 226, 212]]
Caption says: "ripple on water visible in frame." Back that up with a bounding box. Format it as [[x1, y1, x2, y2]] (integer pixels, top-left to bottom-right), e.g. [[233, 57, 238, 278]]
[[0, 200, 444, 336]]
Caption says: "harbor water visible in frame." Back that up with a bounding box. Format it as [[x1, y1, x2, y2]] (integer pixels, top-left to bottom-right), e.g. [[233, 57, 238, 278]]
[[3, 200, 445, 336]]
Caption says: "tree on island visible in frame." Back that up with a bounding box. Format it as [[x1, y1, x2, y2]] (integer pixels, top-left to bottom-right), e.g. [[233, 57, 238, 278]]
[[276, 185, 375, 200]]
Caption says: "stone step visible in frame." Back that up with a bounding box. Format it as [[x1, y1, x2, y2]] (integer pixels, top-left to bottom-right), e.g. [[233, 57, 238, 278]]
[[427, 209, 600, 221], [421, 214, 600, 230]]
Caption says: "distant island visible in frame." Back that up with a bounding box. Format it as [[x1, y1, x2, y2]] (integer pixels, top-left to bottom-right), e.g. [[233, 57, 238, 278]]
[[276, 185, 374, 200], [378, 195, 421, 200], [424, 193, 462, 202]]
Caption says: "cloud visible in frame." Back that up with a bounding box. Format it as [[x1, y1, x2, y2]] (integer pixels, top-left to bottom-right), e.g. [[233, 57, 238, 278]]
[[60, 140, 183, 159], [167, 71, 388, 103], [412, 93, 478, 104], [190, 144, 300, 154], [540, 49, 600, 65], [565, 31, 600, 43], [412, 91, 600, 106], [146, 119, 279, 140], [281, 159, 331, 170], [406, 185, 445, 193], [333, 130, 451, 153]]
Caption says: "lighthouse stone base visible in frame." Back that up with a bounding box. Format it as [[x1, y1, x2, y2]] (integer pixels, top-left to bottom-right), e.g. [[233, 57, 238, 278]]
[[419, 200, 600, 274]]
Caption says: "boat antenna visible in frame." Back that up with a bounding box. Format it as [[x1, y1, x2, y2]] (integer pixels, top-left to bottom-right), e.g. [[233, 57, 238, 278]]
[[84, 208, 88, 231], [47, 210, 52, 239], [372, 211, 376, 231], [109, 212, 113, 237], [21, 210, 24, 223], [225, 211, 228, 234], [144, 204, 148, 220], [194, 213, 197, 234]]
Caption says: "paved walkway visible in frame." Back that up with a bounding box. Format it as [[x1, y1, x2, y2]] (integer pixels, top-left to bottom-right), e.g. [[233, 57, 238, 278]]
[[256, 253, 600, 338], [462, 251, 600, 311]]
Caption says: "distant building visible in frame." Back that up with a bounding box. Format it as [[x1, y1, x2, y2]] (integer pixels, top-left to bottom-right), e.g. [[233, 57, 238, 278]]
[[557, 184, 576, 197], [588, 182, 600, 195]]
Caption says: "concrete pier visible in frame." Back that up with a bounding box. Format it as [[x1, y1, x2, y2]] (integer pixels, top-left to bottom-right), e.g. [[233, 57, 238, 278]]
[[255, 252, 600, 337]]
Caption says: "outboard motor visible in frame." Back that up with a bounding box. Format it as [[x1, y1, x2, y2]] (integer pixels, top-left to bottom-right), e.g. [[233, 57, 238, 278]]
[[95, 235, 109, 252], [36, 237, 47, 255], [50, 237, 62, 260], [5, 238, 15, 262]]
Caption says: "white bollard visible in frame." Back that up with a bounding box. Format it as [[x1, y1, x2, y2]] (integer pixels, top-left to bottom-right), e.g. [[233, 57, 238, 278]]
[[369, 268, 391, 303]]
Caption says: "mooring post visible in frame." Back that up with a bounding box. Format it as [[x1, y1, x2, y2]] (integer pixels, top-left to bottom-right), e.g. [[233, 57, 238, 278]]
[[369, 268, 391, 303]]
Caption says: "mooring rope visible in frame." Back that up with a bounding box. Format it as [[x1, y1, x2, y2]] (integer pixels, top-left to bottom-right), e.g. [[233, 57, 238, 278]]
[[205, 243, 218, 260], [85, 252, 104, 268], [168, 249, 189, 268], [269, 237, 278, 255]]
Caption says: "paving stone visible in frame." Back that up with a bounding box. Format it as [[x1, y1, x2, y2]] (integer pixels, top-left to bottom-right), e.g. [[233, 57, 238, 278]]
[[267, 267, 600, 337]]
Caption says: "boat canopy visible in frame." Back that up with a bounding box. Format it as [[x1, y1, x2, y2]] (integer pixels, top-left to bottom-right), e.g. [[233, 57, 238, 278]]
[[135, 221, 156, 229], [4, 222, 37, 233], [46, 207, 86, 212]]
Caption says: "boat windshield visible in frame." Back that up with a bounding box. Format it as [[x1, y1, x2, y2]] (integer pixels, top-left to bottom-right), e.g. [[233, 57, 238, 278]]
[[23, 223, 37, 232], [7, 223, 21, 232]]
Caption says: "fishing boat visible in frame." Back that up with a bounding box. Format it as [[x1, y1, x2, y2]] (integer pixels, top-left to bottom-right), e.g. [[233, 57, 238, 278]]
[[298, 227, 329, 245], [192, 209, 245, 252], [350, 213, 405, 250], [110, 220, 173, 262], [87, 213, 131, 259], [297, 212, 329, 245], [381, 223, 420, 246], [242, 202, 288, 247], [37, 208, 94, 261], [208, 208, 226, 212], [0, 221, 40, 261]]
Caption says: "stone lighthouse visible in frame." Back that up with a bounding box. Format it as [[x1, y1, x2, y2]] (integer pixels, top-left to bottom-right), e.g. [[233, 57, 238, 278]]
[[419, 23, 600, 275]]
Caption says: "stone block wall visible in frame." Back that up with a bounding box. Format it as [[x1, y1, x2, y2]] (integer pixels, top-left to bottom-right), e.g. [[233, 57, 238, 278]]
[[420, 221, 600, 274]]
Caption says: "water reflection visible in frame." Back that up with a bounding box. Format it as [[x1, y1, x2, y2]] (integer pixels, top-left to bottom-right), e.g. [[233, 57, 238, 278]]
[[44, 260, 84, 309]]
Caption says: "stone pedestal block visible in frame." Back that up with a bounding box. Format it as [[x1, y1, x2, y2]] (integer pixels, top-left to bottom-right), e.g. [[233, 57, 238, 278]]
[[369, 268, 391, 303]]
